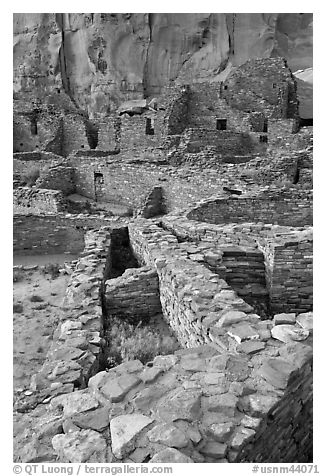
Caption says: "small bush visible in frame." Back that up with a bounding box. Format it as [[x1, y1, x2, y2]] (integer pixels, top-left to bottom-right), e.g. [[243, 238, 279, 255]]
[[105, 317, 179, 368], [41, 263, 60, 279], [21, 167, 40, 186], [272, 178, 293, 189], [13, 270, 24, 283], [30, 295, 44, 303], [13, 303, 24, 314]]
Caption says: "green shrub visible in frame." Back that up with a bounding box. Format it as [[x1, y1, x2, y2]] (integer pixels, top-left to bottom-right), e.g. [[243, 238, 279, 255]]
[[21, 166, 40, 186], [105, 317, 179, 368]]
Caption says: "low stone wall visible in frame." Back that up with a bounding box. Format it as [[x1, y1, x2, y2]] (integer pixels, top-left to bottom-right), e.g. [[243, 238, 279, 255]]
[[129, 221, 256, 347], [36, 163, 75, 195], [13, 187, 67, 213], [186, 190, 312, 227], [180, 128, 253, 155], [47, 331, 312, 463], [15, 220, 313, 464], [105, 266, 162, 322], [138, 186, 165, 218], [29, 227, 112, 399], [259, 230, 313, 314], [13, 213, 113, 255], [161, 216, 313, 316]]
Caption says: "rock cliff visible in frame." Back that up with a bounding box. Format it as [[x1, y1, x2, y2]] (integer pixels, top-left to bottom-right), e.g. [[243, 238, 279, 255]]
[[13, 13, 312, 118]]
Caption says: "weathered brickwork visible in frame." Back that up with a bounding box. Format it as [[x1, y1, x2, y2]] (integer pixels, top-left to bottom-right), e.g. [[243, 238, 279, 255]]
[[13, 187, 67, 213], [186, 190, 312, 227], [30, 227, 112, 396], [13, 213, 113, 255], [221, 58, 299, 119], [36, 163, 75, 195], [161, 216, 312, 316], [105, 266, 162, 322], [259, 230, 313, 314]]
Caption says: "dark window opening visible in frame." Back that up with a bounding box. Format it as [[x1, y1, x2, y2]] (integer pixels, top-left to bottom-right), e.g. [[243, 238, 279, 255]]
[[224, 85, 228, 90], [216, 118, 227, 131], [81, 145, 85, 148], [30, 116, 38, 135], [145, 118, 154, 135], [272, 83, 277, 88], [20, 143, 23, 147], [85, 120, 99, 149], [259, 135, 268, 143], [263, 119, 268, 133], [299, 118, 313, 128], [293, 167, 300, 184], [94, 172, 104, 184]]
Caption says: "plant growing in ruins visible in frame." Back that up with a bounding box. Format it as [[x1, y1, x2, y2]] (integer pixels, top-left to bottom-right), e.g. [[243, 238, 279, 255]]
[[30, 295, 44, 303], [20, 166, 40, 186], [41, 263, 61, 279], [106, 317, 179, 367], [13, 303, 24, 313], [13, 269, 24, 282]]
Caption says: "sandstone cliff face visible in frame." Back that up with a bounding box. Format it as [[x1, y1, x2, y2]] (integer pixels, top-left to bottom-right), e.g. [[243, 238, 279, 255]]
[[13, 13, 313, 118]]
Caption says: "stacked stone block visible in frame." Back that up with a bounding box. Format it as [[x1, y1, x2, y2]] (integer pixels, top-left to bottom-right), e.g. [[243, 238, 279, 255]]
[[105, 266, 162, 321]]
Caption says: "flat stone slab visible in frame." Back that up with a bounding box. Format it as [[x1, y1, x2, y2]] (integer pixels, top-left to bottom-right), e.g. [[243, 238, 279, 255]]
[[52, 429, 106, 463], [150, 448, 194, 463], [217, 310, 248, 328], [239, 394, 279, 417], [237, 341, 266, 354], [147, 423, 189, 448], [139, 366, 164, 384], [229, 427, 256, 450], [156, 388, 202, 422], [101, 374, 141, 402], [72, 406, 111, 432], [228, 323, 260, 343], [273, 313, 296, 325], [199, 441, 227, 458], [206, 422, 234, 442], [110, 414, 153, 459], [296, 312, 313, 332], [205, 393, 238, 417], [259, 358, 295, 389], [180, 354, 207, 372], [271, 325, 309, 343], [153, 355, 178, 370], [50, 391, 99, 417]]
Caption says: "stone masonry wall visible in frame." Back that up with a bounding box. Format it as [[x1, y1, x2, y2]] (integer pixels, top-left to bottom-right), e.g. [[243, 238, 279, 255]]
[[29, 227, 112, 398], [128, 220, 255, 348], [62, 115, 89, 157], [105, 266, 162, 322], [161, 216, 312, 316], [160, 84, 190, 136], [71, 159, 249, 211], [13, 187, 67, 213], [16, 220, 313, 464], [179, 128, 253, 155], [259, 230, 313, 314], [13, 213, 112, 255], [36, 163, 75, 195], [186, 191, 312, 227], [119, 115, 163, 152], [221, 58, 298, 119]]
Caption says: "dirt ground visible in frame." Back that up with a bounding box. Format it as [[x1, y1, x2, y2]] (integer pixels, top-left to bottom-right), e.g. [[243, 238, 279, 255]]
[[13, 261, 71, 395]]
